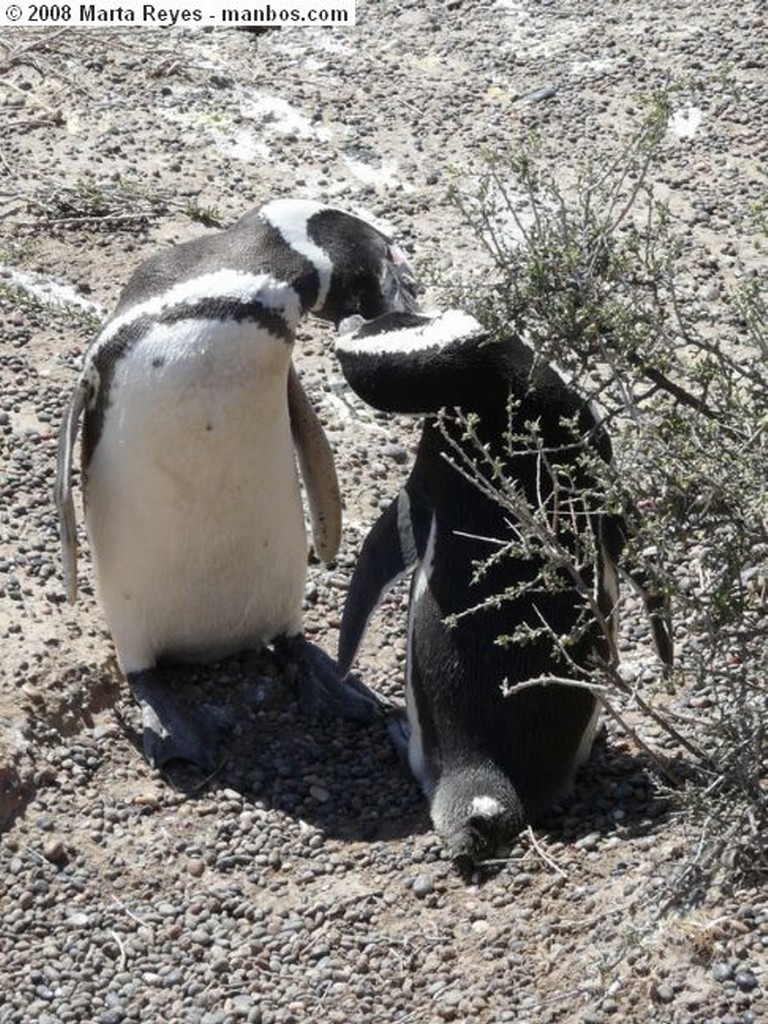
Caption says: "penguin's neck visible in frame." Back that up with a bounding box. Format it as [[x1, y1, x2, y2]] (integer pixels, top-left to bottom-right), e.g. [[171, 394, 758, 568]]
[[282, 264, 323, 324], [250, 203, 333, 320]]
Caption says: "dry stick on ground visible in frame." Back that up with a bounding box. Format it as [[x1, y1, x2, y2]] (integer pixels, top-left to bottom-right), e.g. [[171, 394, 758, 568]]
[[175, 759, 226, 796], [0, 78, 63, 120], [110, 895, 150, 927], [0, 28, 71, 71], [0, 29, 114, 97], [18, 213, 156, 229], [522, 826, 570, 879], [109, 930, 127, 972], [6, 118, 65, 131]]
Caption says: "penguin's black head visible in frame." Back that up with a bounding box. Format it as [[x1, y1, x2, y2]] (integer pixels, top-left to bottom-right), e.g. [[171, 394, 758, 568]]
[[307, 208, 420, 325], [446, 802, 524, 866], [335, 309, 501, 414], [432, 767, 526, 872]]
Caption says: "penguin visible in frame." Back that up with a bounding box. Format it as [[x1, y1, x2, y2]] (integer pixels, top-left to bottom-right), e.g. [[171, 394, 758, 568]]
[[334, 310, 673, 868], [54, 198, 419, 771]]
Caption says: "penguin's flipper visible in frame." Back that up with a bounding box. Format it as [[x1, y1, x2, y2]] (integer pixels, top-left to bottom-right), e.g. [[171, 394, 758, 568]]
[[128, 669, 232, 772], [338, 486, 430, 678], [54, 378, 88, 604], [274, 634, 389, 724], [287, 363, 342, 565]]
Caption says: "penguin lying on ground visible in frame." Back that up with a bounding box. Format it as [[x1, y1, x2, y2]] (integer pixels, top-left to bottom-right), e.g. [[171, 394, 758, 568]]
[[335, 310, 672, 868], [55, 199, 419, 771]]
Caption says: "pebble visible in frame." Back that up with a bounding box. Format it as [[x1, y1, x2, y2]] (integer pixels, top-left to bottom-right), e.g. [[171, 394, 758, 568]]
[[381, 442, 408, 465], [652, 983, 675, 1004], [713, 962, 733, 983], [735, 970, 759, 992], [42, 839, 66, 864], [576, 832, 601, 851], [412, 874, 434, 899]]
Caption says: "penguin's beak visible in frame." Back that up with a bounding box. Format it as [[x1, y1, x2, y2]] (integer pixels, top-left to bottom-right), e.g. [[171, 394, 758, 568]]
[[388, 244, 421, 314], [337, 314, 367, 336]]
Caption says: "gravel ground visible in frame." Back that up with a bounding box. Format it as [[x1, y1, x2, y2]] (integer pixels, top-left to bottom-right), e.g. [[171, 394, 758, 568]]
[[1, 4, 766, 1022]]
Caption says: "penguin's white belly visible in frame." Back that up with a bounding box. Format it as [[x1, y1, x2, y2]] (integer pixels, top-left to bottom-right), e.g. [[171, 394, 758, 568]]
[[85, 321, 307, 673]]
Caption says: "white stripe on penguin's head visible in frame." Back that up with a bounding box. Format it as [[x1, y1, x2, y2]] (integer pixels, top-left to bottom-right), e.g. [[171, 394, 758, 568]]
[[336, 309, 486, 358], [470, 795, 503, 819], [260, 199, 334, 311]]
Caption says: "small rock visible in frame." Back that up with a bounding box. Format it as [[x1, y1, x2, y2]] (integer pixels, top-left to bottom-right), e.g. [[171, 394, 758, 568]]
[[381, 442, 408, 464], [651, 982, 675, 1004], [576, 832, 600, 851], [735, 969, 758, 992], [712, 962, 733, 983], [99, 1010, 125, 1024], [412, 874, 434, 898], [42, 838, 66, 863]]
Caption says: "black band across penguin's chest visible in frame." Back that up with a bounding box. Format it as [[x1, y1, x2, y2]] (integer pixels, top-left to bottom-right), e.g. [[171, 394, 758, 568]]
[[83, 297, 294, 468]]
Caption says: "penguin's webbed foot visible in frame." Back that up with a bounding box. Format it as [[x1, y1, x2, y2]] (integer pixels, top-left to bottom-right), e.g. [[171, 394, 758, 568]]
[[128, 669, 232, 773], [273, 635, 389, 725]]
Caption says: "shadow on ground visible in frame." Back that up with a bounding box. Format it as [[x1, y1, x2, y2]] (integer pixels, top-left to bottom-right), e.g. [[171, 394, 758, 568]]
[[110, 647, 428, 844], [6, 646, 678, 865]]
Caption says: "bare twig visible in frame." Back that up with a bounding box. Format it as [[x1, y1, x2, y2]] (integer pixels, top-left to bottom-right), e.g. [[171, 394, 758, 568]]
[[521, 825, 570, 879]]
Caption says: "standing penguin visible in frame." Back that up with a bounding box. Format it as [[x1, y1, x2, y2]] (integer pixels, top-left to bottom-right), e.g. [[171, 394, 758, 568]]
[[55, 199, 419, 771], [335, 310, 672, 868]]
